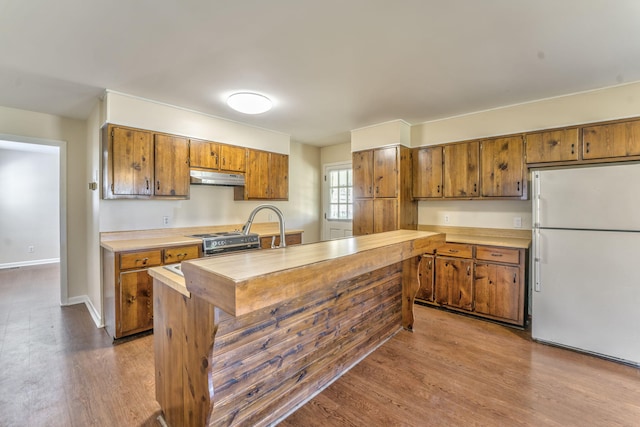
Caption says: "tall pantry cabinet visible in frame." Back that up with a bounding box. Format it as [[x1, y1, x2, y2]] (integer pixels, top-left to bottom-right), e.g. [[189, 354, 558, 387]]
[[352, 145, 417, 235]]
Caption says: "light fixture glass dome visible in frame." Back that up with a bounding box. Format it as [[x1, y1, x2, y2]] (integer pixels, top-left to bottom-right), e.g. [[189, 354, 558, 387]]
[[226, 92, 272, 114]]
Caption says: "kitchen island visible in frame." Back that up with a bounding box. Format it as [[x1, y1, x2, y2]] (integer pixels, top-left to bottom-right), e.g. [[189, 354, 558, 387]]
[[149, 230, 444, 427]]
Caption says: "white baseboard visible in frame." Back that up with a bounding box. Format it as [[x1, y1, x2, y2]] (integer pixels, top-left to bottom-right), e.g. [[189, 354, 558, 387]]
[[64, 295, 104, 328], [0, 258, 60, 269]]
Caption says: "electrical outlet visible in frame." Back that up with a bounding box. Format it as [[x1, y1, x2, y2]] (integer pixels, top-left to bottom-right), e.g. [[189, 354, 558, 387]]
[[28, 245, 35, 253], [444, 215, 450, 224], [163, 216, 170, 226], [513, 217, 522, 228]]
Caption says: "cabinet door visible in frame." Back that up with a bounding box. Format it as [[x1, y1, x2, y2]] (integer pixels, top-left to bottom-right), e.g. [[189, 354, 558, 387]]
[[189, 139, 219, 169], [435, 257, 473, 310], [353, 150, 374, 198], [474, 263, 520, 322], [416, 254, 435, 302], [111, 127, 153, 196], [119, 270, 154, 335], [444, 141, 479, 198], [413, 146, 443, 198], [269, 153, 289, 199], [582, 120, 640, 160], [373, 198, 398, 233], [374, 146, 398, 198], [480, 136, 524, 197], [525, 129, 579, 163], [154, 134, 190, 197], [353, 199, 374, 235], [220, 144, 246, 172], [245, 149, 270, 198]]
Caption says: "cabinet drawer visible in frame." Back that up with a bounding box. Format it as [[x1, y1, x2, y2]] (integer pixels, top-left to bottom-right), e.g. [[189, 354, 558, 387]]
[[120, 250, 162, 270], [476, 246, 520, 264], [163, 245, 200, 264], [437, 243, 473, 258]]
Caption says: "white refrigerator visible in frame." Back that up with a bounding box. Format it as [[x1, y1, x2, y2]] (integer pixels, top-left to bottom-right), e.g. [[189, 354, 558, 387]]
[[532, 163, 640, 366]]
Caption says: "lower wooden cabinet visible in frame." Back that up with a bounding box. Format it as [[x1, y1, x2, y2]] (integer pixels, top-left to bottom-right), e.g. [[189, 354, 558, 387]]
[[415, 242, 527, 327], [103, 244, 201, 339], [259, 232, 302, 249], [474, 263, 520, 322], [435, 256, 474, 311]]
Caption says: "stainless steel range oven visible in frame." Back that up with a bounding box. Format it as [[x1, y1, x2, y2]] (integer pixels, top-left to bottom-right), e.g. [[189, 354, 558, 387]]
[[190, 231, 260, 256], [164, 231, 260, 276]]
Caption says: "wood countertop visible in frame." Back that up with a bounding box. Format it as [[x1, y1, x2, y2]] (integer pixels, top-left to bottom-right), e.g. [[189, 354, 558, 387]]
[[100, 222, 303, 252], [418, 225, 531, 249], [180, 230, 445, 317]]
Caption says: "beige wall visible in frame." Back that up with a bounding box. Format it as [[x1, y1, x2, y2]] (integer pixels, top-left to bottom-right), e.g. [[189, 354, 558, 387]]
[[351, 119, 411, 151], [411, 81, 640, 230], [320, 142, 351, 166], [0, 105, 90, 310], [105, 91, 290, 154]]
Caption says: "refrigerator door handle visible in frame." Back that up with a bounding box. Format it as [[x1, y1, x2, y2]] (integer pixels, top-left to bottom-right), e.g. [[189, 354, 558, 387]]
[[534, 227, 541, 292]]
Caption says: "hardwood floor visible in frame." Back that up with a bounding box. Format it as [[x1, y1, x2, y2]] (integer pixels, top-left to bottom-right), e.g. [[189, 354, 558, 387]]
[[1, 264, 639, 426]]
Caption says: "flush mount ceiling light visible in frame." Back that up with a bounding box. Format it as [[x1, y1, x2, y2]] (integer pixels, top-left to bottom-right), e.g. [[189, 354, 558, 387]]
[[226, 92, 273, 114]]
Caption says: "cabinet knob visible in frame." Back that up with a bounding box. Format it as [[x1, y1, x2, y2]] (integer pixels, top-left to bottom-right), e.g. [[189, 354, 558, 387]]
[[135, 257, 149, 265], [585, 142, 590, 153], [571, 143, 575, 154], [127, 295, 137, 304], [157, 181, 160, 191]]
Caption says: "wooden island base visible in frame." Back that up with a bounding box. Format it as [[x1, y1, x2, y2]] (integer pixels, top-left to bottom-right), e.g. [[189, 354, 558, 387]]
[[150, 230, 445, 427]]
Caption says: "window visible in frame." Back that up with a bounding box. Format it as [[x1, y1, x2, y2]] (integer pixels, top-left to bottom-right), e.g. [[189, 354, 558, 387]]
[[327, 167, 352, 220]]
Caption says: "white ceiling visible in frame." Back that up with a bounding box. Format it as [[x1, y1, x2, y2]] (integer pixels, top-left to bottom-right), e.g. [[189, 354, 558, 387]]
[[1, 0, 640, 146]]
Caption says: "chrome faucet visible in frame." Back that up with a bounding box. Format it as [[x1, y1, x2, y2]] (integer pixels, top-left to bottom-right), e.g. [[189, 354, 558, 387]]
[[242, 204, 287, 248]]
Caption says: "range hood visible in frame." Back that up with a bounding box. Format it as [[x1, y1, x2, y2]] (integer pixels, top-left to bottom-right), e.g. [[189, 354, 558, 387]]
[[190, 170, 245, 186]]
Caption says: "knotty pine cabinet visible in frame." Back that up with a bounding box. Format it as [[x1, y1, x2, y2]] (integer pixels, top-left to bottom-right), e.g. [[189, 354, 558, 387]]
[[480, 136, 525, 198], [525, 118, 640, 167], [352, 145, 416, 235], [413, 137, 526, 200], [103, 244, 200, 339], [582, 119, 640, 160], [525, 128, 579, 164], [189, 139, 247, 172], [443, 141, 479, 198], [234, 149, 288, 200], [415, 242, 527, 327], [412, 145, 443, 198], [102, 125, 190, 199]]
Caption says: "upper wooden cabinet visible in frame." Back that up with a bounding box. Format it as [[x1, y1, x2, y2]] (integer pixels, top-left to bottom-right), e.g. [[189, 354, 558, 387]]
[[154, 134, 190, 197], [374, 146, 398, 198], [443, 141, 479, 198], [353, 150, 374, 198], [235, 149, 288, 200], [189, 139, 219, 170], [190, 140, 246, 172], [582, 120, 640, 160], [480, 136, 525, 198], [103, 125, 189, 199], [219, 144, 247, 172], [352, 145, 416, 236], [525, 129, 579, 163], [412, 145, 443, 199], [109, 126, 153, 197]]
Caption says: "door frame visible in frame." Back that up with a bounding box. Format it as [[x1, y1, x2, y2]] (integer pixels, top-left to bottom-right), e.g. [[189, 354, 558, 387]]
[[322, 161, 353, 241], [0, 133, 68, 306]]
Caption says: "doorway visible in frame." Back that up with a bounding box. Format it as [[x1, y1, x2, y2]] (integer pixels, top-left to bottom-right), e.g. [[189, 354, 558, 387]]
[[322, 162, 353, 240], [0, 135, 67, 305]]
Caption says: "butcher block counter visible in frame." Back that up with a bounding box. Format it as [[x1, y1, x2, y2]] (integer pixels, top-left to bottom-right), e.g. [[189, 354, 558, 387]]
[[148, 230, 445, 427]]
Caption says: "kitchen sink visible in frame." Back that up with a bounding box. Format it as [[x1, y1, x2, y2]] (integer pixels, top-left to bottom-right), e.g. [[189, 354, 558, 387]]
[[163, 263, 184, 277]]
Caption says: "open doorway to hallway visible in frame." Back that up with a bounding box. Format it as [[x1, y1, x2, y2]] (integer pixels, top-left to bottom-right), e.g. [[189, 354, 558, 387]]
[[0, 138, 64, 304]]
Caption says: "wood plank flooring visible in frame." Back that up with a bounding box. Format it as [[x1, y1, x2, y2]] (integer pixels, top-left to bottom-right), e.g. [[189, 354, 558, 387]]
[[1, 264, 639, 426]]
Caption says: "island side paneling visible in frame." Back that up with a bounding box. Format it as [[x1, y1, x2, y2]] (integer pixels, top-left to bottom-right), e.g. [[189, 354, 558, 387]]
[[154, 263, 403, 426]]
